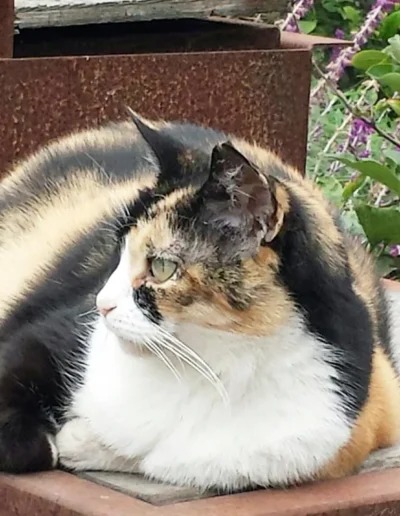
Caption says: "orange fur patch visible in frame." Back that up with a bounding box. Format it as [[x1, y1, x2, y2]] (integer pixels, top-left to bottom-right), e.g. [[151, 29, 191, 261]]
[[320, 347, 400, 480]]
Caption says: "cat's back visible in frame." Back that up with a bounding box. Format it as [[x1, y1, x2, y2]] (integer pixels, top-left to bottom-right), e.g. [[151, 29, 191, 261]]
[[0, 120, 155, 326], [0, 117, 227, 329]]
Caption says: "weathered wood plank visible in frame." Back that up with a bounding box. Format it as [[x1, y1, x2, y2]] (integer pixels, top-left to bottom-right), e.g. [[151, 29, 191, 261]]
[[14, 0, 290, 29], [79, 471, 214, 505]]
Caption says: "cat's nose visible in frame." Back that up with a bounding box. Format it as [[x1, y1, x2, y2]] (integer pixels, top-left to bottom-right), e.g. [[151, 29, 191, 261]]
[[98, 305, 115, 317], [96, 294, 117, 316]]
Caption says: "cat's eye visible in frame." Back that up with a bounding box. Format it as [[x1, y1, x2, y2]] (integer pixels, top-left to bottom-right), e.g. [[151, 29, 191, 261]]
[[150, 257, 178, 282]]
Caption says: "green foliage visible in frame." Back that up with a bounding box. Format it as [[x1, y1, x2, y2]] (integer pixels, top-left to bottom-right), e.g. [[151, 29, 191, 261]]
[[306, 1, 400, 279], [303, 0, 370, 38], [352, 50, 389, 70], [354, 204, 400, 247], [333, 158, 400, 195]]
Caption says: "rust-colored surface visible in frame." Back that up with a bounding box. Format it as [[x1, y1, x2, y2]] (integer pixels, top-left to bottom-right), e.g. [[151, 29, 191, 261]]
[[0, 49, 311, 176], [3, 468, 400, 516], [0, 0, 13, 58]]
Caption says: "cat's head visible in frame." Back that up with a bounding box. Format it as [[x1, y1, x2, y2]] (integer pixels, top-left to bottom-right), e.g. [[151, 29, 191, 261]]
[[96, 114, 292, 364]]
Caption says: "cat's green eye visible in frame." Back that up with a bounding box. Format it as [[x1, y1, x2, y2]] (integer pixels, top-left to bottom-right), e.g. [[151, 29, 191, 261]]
[[150, 257, 178, 282]]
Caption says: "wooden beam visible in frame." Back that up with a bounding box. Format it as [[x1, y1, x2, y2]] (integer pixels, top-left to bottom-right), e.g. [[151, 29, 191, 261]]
[[0, 0, 14, 57], [14, 0, 290, 29]]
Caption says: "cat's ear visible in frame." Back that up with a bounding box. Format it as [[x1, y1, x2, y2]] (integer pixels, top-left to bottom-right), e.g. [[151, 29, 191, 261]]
[[201, 142, 285, 243], [127, 108, 181, 181]]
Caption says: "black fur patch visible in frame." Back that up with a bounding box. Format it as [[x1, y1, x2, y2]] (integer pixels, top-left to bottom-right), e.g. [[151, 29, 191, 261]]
[[0, 304, 94, 472], [133, 286, 162, 324], [115, 188, 157, 239], [0, 220, 114, 473], [270, 190, 373, 421]]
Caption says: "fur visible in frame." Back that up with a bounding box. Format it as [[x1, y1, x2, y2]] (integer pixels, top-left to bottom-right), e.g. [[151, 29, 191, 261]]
[[0, 113, 399, 491]]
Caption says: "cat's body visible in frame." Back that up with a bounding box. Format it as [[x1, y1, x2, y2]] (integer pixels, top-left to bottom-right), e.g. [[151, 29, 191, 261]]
[[0, 114, 399, 491]]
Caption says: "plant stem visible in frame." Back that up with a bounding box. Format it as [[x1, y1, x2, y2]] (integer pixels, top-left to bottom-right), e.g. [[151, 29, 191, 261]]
[[312, 58, 400, 149]]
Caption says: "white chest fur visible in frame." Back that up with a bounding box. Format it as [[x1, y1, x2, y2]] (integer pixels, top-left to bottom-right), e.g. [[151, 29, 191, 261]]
[[62, 313, 352, 490]]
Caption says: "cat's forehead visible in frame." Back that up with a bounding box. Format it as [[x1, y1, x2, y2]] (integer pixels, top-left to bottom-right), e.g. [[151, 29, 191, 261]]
[[126, 186, 201, 255]]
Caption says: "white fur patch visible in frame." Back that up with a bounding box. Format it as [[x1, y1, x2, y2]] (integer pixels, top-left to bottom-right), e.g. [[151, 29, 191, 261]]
[[62, 242, 352, 490], [46, 433, 59, 468], [386, 289, 400, 374], [56, 417, 139, 473]]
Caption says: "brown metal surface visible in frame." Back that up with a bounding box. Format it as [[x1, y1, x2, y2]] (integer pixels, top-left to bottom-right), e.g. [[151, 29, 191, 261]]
[[0, 49, 311, 176], [0, 0, 14, 58], [3, 468, 400, 516]]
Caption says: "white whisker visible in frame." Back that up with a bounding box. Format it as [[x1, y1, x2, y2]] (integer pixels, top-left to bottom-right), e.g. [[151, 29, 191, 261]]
[[77, 308, 97, 319], [156, 327, 229, 403], [144, 339, 181, 382]]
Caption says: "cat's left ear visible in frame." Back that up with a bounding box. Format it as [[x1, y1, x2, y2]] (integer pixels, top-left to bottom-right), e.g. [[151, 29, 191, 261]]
[[200, 142, 286, 243], [127, 108, 182, 183]]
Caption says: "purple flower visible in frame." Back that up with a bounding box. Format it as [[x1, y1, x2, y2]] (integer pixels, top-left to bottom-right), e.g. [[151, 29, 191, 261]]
[[335, 28, 345, 39], [281, 0, 314, 32], [347, 118, 374, 158], [358, 149, 371, 158], [330, 29, 346, 61], [375, 0, 396, 12], [389, 245, 400, 258], [326, 0, 395, 83]]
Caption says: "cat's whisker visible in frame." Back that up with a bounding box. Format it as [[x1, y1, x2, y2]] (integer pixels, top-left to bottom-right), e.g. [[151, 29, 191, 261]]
[[144, 339, 182, 382], [77, 308, 97, 318], [156, 328, 229, 403]]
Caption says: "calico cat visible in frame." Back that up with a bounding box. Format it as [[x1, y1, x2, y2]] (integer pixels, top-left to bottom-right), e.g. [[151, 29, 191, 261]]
[[0, 112, 399, 491]]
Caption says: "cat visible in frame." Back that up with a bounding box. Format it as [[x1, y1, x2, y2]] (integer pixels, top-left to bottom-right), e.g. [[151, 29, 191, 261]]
[[0, 111, 399, 492]]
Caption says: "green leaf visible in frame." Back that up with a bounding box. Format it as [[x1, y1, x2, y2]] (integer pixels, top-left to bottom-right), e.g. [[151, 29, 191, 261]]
[[298, 20, 317, 34], [389, 35, 400, 63], [367, 63, 393, 78], [352, 50, 387, 70], [316, 175, 344, 207], [336, 158, 400, 195], [342, 6, 361, 24], [380, 11, 400, 40], [378, 72, 400, 93], [387, 98, 400, 115], [373, 98, 389, 114], [385, 148, 400, 166], [375, 255, 399, 278], [322, 0, 341, 13], [342, 175, 366, 201], [355, 204, 400, 247]]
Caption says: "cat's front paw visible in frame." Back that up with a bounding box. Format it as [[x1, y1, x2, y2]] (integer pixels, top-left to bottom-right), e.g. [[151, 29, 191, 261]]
[[56, 417, 106, 471], [56, 417, 138, 473]]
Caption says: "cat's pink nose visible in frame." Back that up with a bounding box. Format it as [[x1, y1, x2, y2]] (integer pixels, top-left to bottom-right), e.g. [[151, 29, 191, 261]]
[[98, 305, 115, 317], [96, 289, 118, 316], [96, 296, 116, 316]]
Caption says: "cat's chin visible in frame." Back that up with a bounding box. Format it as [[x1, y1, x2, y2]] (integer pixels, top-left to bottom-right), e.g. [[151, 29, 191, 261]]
[[99, 320, 151, 357], [118, 337, 152, 357]]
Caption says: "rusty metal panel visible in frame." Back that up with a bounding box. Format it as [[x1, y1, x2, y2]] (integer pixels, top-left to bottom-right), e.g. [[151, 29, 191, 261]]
[[0, 0, 14, 58], [0, 49, 311, 177]]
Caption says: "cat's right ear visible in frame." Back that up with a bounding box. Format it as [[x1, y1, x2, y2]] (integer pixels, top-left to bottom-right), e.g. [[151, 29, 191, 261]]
[[199, 142, 286, 244]]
